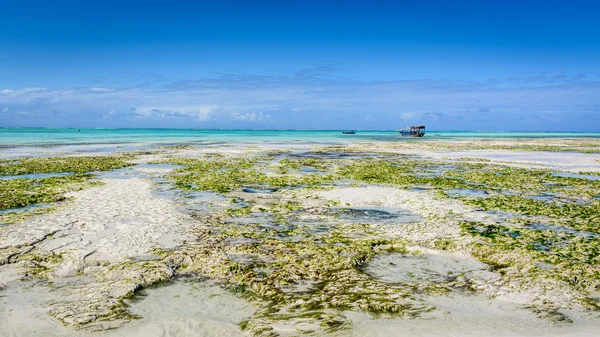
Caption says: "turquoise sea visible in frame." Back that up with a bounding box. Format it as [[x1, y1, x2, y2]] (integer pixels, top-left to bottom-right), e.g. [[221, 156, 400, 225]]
[[2, 128, 600, 148]]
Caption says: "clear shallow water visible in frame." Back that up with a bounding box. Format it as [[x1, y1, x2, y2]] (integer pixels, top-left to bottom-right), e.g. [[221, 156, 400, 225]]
[[0, 172, 74, 180], [333, 206, 424, 224], [2, 128, 600, 148], [0, 278, 254, 337], [552, 172, 600, 181]]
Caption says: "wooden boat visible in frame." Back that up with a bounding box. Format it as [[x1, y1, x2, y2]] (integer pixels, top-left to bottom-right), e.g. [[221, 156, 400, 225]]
[[342, 131, 356, 134], [399, 125, 425, 137]]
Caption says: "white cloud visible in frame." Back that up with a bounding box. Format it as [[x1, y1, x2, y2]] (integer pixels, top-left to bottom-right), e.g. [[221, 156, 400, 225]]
[[0, 70, 599, 131], [2, 107, 8, 113], [22, 87, 46, 93], [233, 111, 271, 121], [133, 106, 215, 121], [0, 88, 48, 102], [1, 87, 47, 95], [89, 88, 113, 92]]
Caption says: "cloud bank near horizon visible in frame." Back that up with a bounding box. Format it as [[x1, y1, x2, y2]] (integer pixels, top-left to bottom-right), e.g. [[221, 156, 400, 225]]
[[1, 68, 599, 131]]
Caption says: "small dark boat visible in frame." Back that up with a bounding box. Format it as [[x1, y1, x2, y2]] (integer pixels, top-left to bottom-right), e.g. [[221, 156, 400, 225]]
[[342, 131, 356, 134], [399, 125, 425, 137]]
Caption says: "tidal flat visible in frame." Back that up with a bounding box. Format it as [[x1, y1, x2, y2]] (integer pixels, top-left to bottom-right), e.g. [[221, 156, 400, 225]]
[[1, 138, 600, 336]]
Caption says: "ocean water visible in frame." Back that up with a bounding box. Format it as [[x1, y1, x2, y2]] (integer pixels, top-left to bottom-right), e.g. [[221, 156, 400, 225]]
[[1, 128, 600, 148]]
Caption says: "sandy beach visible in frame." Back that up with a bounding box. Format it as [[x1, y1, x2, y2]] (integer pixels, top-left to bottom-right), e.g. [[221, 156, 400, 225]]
[[2, 137, 600, 336]]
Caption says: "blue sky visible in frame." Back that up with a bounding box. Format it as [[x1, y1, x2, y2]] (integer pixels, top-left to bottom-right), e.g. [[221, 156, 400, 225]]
[[1, 0, 599, 130]]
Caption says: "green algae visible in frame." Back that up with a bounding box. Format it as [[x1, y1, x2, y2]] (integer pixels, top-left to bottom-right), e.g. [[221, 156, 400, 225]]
[[162, 157, 338, 193], [337, 159, 473, 189], [7, 146, 596, 333], [463, 196, 600, 233], [22, 251, 67, 277], [0, 203, 66, 225], [154, 152, 600, 325], [0, 154, 136, 176], [334, 156, 600, 315], [0, 174, 101, 210], [339, 159, 600, 225], [0, 154, 137, 212], [153, 187, 445, 335], [461, 221, 600, 307], [175, 220, 435, 335]]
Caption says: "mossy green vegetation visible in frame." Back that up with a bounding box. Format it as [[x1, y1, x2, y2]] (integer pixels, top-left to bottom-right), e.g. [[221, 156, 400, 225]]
[[338, 158, 600, 205], [170, 211, 439, 335], [337, 159, 476, 189], [0, 154, 136, 176], [162, 156, 338, 193], [461, 220, 600, 307], [0, 174, 100, 209], [118, 150, 600, 332], [0, 203, 65, 225], [143, 153, 466, 335], [6, 145, 597, 334], [463, 196, 600, 233], [333, 157, 600, 313], [0, 154, 136, 212]]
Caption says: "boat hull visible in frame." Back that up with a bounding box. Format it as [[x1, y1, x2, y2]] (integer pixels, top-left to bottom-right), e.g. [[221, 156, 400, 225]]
[[399, 125, 425, 137], [399, 131, 425, 137]]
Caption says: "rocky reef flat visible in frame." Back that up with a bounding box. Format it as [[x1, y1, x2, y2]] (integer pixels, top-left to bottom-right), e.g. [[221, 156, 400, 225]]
[[1, 138, 600, 336]]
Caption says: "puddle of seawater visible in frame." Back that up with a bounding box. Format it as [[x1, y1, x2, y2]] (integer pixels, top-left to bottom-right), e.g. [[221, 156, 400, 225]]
[[90, 163, 185, 181], [552, 172, 600, 181], [446, 189, 489, 198], [294, 221, 337, 236], [90, 167, 147, 180], [153, 185, 230, 214], [526, 194, 555, 202], [290, 152, 374, 159], [332, 206, 423, 224], [0, 172, 75, 180], [345, 294, 598, 337], [3, 277, 596, 337], [118, 279, 255, 337], [225, 212, 273, 225], [354, 250, 600, 335], [0, 203, 55, 219], [299, 166, 318, 173], [526, 223, 599, 238], [483, 209, 521, 221], [361, 251, 490, 284], [0, 280, 72, 337], [0, 278, 254, 337], [135, 163, 186, 170], [242, 187, 278, 193]]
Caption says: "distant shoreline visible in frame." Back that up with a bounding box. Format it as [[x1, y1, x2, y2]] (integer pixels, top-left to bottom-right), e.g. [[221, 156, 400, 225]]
[[1, 127, 599, 133], [2, 129, 600, 150]]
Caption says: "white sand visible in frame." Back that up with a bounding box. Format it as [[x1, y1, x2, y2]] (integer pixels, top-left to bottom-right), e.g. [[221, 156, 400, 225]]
[[0, 177, 190, 266]]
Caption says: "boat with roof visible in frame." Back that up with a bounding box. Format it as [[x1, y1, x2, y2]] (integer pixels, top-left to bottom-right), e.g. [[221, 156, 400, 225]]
[[398, 116, 425, 137], [399, 125, 425, 137]]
